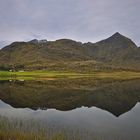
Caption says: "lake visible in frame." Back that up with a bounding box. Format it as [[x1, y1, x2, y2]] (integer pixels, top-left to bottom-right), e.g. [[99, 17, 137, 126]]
[[0, 78, 140, 140]]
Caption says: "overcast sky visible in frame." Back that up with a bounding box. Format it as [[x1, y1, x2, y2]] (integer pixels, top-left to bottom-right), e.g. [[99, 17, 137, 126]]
[[0, 0, 140, 47]]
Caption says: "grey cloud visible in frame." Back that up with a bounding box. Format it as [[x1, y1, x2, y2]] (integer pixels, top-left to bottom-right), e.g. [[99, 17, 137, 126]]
[[0, 0, 140, 47]]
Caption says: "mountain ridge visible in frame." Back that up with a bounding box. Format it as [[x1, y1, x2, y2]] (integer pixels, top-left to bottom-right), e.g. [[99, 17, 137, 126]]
[[0, 32, 139, 71]]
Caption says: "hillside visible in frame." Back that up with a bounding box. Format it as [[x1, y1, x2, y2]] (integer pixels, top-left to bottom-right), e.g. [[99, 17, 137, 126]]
[[84, 32, 140, 70], [0, 32, 139, 71]]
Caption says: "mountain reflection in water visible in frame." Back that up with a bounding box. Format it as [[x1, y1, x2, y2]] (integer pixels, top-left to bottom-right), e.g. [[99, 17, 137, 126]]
[[0, 78, 139, 117]]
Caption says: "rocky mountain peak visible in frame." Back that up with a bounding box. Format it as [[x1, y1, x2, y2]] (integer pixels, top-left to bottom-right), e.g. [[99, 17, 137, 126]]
[[95, 32, 137, 49]]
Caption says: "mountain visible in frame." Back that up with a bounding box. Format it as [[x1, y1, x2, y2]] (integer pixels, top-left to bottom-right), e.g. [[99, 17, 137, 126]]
[[84, 32, 140, 70], [96, 32, 137, 49], [0, 39, 93, 71], [0, 32, 139, 71]]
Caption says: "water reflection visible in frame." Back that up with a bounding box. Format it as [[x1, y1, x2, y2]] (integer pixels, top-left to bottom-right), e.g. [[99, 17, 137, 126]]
[[0, 79, 140, 116]]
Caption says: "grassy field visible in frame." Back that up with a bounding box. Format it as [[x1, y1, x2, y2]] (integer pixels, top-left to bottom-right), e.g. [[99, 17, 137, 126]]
[[0, 115, 129, 140], [0, 70, 140, 80]]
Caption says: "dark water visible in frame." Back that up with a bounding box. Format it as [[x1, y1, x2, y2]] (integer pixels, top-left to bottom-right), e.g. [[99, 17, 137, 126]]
[[0, 78, 140, 139]]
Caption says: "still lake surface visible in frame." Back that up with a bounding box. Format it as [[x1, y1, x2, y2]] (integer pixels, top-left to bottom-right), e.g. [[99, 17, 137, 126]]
[[0, 78, 140, 139]]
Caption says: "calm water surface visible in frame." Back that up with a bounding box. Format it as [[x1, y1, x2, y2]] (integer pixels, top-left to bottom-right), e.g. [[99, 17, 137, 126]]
[[0, 79, 140, 139]]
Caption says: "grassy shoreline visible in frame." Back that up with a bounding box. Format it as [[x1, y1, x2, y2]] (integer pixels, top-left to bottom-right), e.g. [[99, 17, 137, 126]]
[[0, 70, 140, 80]]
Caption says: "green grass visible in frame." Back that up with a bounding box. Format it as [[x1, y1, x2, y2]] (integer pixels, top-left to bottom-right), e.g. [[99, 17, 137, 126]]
[[0, 130, 46, 140], [0, 115, 131, 140], [0, 70, 140, 80]]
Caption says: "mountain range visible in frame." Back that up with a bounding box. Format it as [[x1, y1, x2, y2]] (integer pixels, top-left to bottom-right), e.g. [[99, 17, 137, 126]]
[[0, 32, 140, 71]]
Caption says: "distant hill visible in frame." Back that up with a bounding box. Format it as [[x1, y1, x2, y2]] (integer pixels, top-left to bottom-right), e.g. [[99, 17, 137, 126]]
[[0, 32, 139, 71]]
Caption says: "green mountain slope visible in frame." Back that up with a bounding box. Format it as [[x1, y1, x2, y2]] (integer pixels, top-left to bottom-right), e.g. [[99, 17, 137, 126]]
[[84, 32, 140, 70], [0, 32, 139, 71]]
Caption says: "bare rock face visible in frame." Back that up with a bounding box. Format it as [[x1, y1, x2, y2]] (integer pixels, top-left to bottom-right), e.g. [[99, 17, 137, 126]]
[[29, 39, 47, 44], [28, 39, 39, 44], [39, 39, 47, 44]]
